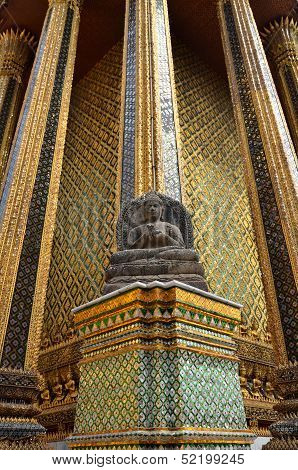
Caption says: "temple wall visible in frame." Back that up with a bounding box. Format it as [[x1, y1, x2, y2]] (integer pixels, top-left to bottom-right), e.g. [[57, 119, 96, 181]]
[[43, 42, 122, 344], [43, 39, 268, 346]]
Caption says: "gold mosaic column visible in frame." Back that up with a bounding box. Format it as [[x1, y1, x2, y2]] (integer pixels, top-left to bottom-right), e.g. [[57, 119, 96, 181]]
[[119, 0, 182, 209], [261, 17, 298, 153], [217, 0, 297, 366], [0, 30, 35, 192], [0, 0, 82, 447], [218, 0, 298, 449]]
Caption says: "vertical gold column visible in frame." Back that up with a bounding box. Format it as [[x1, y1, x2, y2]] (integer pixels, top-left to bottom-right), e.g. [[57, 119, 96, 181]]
[[0, 0, 83, 447], [135, 0, 155, 196], [261, 17, 298, 153], [217, 0, 297, 367], [118, 0, 182, 210], [0, 30, 34, 192], [222, 0, 298, 283], [218, 0, 298, 449]]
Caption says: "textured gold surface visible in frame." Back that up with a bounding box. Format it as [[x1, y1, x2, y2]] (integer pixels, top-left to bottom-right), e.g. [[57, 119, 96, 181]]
[[0, 0, 82, 369], [43, 43, 122, 346], [174, 40, 269, 339], [0, 29, 35, 80], [135, 0, 154, 195], [217, 0, 297, 365], [74, 285, 240, 365], [26, 1, 82, 369], [231, 0, 298, 285], [49, 0, 84, 8], [69, 439, 252, 448], [0, 6, 63, 360], [74, 287, 241, 325]]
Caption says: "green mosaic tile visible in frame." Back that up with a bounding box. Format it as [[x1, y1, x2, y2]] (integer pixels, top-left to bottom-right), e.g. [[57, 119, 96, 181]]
[[74, 349, 246, 434]]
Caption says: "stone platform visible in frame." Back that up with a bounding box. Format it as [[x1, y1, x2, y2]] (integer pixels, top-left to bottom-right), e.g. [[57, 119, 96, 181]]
[[68, 281, 254, 449]]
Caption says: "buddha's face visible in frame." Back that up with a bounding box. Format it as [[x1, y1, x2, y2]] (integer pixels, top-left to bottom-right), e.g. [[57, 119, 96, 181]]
[[144, 199, 162, 222]]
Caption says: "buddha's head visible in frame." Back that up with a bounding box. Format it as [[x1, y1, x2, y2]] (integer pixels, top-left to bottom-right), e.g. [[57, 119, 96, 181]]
[[143, 194, 163, 223]]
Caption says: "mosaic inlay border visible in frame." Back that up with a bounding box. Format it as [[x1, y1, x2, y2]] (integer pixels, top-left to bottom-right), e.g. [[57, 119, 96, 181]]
[[155, 0, 181, 200], [120, 0, 137, 208]]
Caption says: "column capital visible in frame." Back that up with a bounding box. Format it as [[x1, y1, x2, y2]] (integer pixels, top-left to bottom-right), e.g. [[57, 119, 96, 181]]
[[261, 17, 298, 68], [0, 29, 35, 81]]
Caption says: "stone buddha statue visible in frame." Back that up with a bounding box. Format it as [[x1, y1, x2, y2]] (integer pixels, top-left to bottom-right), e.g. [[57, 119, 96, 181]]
[[104, 191, 208, 294], [127, 195, 185, 249]]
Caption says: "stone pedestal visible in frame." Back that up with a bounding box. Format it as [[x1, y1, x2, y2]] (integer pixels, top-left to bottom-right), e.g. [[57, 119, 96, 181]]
[[0, 369, 45, 449], [69, 281, 254, 449]]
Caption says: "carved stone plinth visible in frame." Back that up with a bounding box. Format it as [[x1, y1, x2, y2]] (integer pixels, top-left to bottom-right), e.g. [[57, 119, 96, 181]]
[[0, 369, 45, 449], [68, 281, 254, 449], [263, 363, 298, 449], [105, 247, 208, 294]]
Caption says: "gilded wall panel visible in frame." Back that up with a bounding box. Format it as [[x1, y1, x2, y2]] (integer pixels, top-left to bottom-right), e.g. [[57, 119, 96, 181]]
[[43, 43, 122, 345], [43, 39, 269, 347], [173, 41, 268, 336]]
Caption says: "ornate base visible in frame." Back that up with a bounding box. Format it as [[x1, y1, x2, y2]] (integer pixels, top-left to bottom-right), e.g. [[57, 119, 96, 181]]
[[69, 281, 254, 449], [263, 435, 298, 450], [68, 429, 253, 449], [0, 368, 46, 447], [104, 248, 208, 294], [0, 434, 47, 450], [263, 363, 298, 450]]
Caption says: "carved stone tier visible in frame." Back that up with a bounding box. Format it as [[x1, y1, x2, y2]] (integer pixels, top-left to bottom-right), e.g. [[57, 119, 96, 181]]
[[37, 336, 81, 439], [263, 362, 298, 449], [0, 369, 45, 448], [68, 281, 254, 449], [105, 247, 208, 294]]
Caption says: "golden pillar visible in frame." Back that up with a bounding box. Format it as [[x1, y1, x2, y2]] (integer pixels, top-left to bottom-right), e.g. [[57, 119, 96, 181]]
[[0, 0, 82, 447], [217, 0, 298, 449], [0, 29, 35, 193], [217, 0, 297, 364], [119, 0, 182, 209], [261, 17, 298, 153]]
